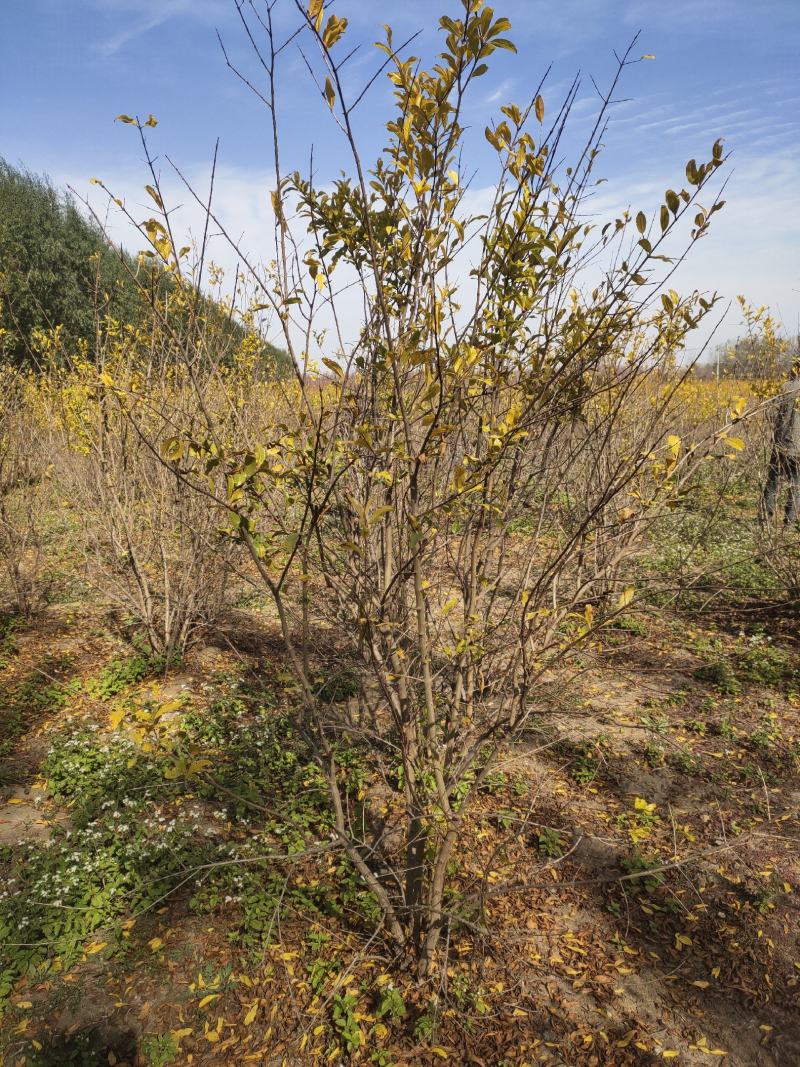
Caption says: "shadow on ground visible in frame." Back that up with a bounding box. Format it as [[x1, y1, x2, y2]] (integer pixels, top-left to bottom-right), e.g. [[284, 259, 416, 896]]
[[28, 1025, 138, 1067]]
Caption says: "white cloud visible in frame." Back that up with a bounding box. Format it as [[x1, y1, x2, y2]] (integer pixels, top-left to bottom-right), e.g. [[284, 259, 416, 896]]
[[581, 147, 800, 352], [58, 121, 799, 364], [86, 0, 227, 55]]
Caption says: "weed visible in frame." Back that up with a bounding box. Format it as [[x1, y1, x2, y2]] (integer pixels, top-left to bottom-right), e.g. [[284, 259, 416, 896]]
[[609, 614, 648, 636], [643, 740, 666, 768], [536, 826, 563, 858], [479, 770, 507, 796], [640, 712, 669, 734], [0, 725, 219, 1001], [376, 984, 407, 1021], [448, 973, 489, 1015], [141, 1033, 179, 1067], [88, 652, 161, 700], [0, 613, 21, 669], [686, 719, 707, 736], [739, 636, 792, 687], [695, 659, 741, 696], [370, 1053, 395, 1067], [717, 716, 738, 739], [413, 1005, 438, 1042], [0, 812, 205, 1000], [670, 750, 701, 775], [43, 731, 165, 824], [0, 657, 72, 757], [332, 992, 363, 1055], [750, 712, 781, 750], [308, 954, 341, 995], [565, 735, 609, 784], [618, 797, 660, 847], [619, 851, 666, 895]]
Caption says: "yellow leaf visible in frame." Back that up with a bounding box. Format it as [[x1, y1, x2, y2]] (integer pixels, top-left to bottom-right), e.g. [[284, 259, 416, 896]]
[[109, 709, 126, 729], [86, 941, 107, 955], [148, 937, 163, 952], [442, 596, 459, 617], [535, 95, 545, 123], [144, 114, 158, 127], [115, 114, 136, 124], [692, 980, 709, 988], [308, 0, 324, 31], [642, 53, 656, 59], [431, 1049, 449, 1060], [321, 357, 342, 377], [324, 77, 336, 109], [244, 1000, 259, 1025], [198, 993, 221, 1008], [618, 586, 635, 608], [662, 1054, 679, 1060], [15, 1001, 33, 1009], [726, 437, 745, 451], [171, 1029, 192, 1042], [322, 13, 348, 48]]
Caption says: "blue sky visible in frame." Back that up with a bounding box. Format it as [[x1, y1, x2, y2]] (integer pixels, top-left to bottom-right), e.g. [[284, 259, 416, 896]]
[[2, 0, 799, 354]]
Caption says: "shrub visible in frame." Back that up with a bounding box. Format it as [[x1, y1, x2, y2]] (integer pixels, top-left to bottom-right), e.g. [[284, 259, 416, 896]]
[[58, 318, 239, 663], [0, 368, 54, 613], [100, 0, 737, 978]]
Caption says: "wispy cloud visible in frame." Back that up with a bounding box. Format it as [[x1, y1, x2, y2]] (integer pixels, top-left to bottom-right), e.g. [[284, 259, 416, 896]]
[[89, 0, 224, 56], [485, 78, 514, 105]]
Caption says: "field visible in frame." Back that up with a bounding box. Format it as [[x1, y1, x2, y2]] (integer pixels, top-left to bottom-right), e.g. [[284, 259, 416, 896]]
[[1, 371, 799, 1067], [2, 5, 799, 1062]]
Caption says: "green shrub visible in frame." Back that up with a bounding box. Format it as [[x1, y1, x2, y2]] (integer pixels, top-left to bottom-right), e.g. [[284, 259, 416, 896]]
[[43, 731, 165, 823], [0, 657, 72, 757], [739, 638, 792, 687], [694, 659, 741, 695], [87, 653, 161, 700]]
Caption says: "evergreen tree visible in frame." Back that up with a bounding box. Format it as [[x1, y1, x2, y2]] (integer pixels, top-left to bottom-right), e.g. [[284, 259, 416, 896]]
[[0, 159, 137, 364]]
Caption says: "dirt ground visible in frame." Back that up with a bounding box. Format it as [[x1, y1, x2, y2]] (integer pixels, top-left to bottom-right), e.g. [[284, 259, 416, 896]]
[[1, 596, 798, 1067]]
